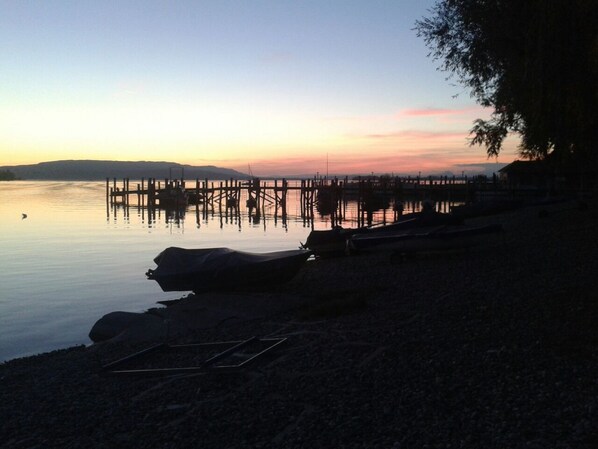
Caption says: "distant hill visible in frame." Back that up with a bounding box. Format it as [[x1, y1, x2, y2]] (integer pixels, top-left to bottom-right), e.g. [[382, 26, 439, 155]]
[[0, 160, 249, 181]]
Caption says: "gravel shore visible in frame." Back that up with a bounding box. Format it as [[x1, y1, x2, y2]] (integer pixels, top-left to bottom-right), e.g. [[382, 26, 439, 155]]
[[2, 199, 597, 448]]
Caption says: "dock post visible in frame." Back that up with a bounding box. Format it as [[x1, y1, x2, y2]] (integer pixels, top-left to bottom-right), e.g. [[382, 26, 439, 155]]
[[282, 178, 287, 209], [357, 177, 363, 227], [255, 178, 261, 213], [301, 181, 307, 225], [219, 181, 223, 214], [149, 178, 156, 207], [281, 178, 287, 221]]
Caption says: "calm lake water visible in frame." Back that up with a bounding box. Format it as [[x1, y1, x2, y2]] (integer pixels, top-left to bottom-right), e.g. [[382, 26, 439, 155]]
[[0, 180, 435, 362]]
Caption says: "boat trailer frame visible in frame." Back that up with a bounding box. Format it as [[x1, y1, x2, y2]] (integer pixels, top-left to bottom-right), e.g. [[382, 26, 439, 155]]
[[101, 336, 287, 376]]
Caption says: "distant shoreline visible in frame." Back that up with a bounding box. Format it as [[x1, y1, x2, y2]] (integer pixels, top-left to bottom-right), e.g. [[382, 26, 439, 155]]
[[0, 159, 250, 182], [0, 159, 508, 181]]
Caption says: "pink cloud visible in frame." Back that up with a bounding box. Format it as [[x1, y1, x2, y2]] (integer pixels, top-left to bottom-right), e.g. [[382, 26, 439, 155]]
[[401, 108, 457, 117], [231, 147, 494, 177], [365, 130, 467, 141], [221, 114, 519, 176], [399, 105, 487, 118]]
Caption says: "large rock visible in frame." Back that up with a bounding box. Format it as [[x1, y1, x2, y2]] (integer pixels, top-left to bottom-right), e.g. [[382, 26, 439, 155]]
[[88, 311, 167, 343], [89, 292, 310, 344]]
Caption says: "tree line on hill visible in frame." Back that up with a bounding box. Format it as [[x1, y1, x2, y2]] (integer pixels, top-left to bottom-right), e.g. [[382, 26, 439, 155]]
[[0, 169, 17, 181], [0, 160, 249, 181]]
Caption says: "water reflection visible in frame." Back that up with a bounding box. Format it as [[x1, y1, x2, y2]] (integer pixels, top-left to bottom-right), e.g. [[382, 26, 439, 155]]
[[0, 180, 467, 361], [107, 188, 463, 233], [106, 177, 471, 233]]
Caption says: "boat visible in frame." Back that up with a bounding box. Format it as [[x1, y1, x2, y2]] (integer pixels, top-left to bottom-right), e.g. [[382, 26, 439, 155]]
[[450, 200, 522, 218], [302, 211, 463, 256], [348, 223, 503, 254], [146, 247, 312, 293], [155, 186, 188, 209]]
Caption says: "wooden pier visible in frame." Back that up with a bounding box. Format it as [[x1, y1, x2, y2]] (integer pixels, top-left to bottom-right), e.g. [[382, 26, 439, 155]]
[[106, 174, 506, 227]]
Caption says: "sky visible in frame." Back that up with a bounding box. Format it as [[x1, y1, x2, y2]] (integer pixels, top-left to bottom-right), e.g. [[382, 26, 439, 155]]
[[0, 0, 519, 176]]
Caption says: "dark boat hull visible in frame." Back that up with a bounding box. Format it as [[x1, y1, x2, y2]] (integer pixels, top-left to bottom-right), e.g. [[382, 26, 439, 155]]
[[304, 212, 463, 256], [146, 247, 311, 293], [348, 224, 503, 253], [155, 187, 188, 209]]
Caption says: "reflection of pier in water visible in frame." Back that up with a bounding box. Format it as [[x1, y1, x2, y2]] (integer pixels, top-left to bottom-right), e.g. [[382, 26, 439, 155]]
[[106, 175, 478, 229], [107, 177, 310, 229]]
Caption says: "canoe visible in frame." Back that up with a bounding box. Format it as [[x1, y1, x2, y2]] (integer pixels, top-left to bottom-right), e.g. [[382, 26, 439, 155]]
[[146, 247, 312, 293], [348, 224, 503, 254], [303, 211, 463, 256]]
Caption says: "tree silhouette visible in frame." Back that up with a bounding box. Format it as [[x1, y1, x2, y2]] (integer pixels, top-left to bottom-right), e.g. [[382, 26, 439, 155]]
[[0, 170, 17, 181], [416, 0, 598, 169]]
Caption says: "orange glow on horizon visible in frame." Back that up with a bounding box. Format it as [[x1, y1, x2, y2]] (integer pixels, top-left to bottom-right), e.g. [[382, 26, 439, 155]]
[[1, 100, 519, 176]]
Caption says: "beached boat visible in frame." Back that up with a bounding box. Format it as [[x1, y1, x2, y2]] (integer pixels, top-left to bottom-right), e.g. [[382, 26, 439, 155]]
[[450, 200, 522, 218], [146, 247, 312, 293], [303, 211, 463, 256], [348, 223, 503, 254]]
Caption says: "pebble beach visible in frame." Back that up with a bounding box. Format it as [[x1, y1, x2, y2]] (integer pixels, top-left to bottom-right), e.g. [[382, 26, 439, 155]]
[[2, 199, 597, 448]]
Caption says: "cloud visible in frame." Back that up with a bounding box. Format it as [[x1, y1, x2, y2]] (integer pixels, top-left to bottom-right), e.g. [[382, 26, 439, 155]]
[[399, 106, 486, 117], [364, 130, 468, 141], [231, 146, 495, 177], [401, 108, 457, 117]]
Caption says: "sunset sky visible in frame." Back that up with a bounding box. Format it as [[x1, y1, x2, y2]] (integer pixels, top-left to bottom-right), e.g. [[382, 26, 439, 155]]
[[1, 0, 519, 176]]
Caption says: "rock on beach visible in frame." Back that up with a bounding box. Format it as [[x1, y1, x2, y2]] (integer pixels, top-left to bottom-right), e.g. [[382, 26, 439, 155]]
[[89, 311, 167, 343]]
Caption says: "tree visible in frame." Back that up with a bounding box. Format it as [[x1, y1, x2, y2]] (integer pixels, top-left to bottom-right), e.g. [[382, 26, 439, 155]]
[[416, 0, 598, 168], [0, 169, 17, 181]]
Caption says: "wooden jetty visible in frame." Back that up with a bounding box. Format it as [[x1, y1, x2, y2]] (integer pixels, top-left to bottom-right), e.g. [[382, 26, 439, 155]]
[[106, 174, 513, 227], [108, 177, 314, 217]]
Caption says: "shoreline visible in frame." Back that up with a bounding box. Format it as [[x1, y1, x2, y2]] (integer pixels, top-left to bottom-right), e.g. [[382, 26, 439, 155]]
[[2, 199, 597, 448]]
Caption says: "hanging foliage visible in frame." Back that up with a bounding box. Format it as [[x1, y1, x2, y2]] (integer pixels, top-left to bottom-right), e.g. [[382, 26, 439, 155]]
[[416, 0, 598, 168]]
